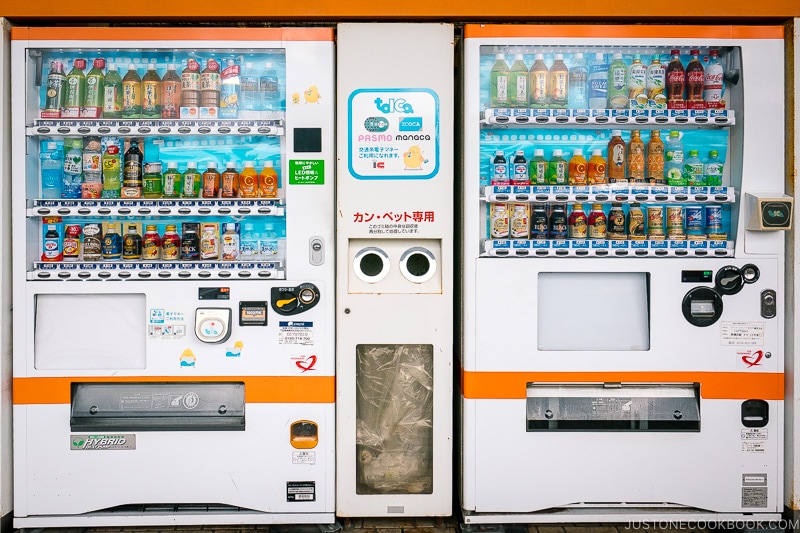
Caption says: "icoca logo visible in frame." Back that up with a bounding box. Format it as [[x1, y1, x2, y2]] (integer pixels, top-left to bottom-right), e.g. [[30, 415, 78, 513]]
[[374, 97, 414, 114]]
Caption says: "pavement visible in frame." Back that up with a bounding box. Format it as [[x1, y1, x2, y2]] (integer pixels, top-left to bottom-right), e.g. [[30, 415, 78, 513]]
[[17, 518, 708, 533]]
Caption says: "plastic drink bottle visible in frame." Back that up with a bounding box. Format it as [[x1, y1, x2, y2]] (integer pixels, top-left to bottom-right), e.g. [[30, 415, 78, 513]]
[[646, 55, 666, 109], [122, 64, 142, 118], [42, 225, 63, 262], [220, 59, 241, 115], [627, 129, 646, 183], [568, 148, 588, 185], [63, 58, 87, 118], [528, 148, 547, 185], [259, 62, 280, 111], [161, 64, 181, 119], [222, 223, 240, 260], [646, 130, 665, 184], [685, 49, 705, 108], [587, 149, 606, 184], [202, 162, 221, 198], [665, 50, 686, 109], [489, 53, 511, 108], [607, 52, 628, 110], [221, 161, 240, 198], [509, 54, 528, 108], [102, 64, 123, 118], [44, 60, 67, 115], [101, 139, 122, 197], [511, 150, 528, 185], [627, 54, 647, 110], [83, 58, 105, 118], [123, 140, 144, 189], [703, 50, 725, 109], [607, 130, 627, 183], [161, 162, 182, 198], [181, 59, 201, 108], [704, 150, 724, 186], [182, 161, 201, 197], [142, 161, 163, 199], [240, 62, 260, 111], [259, 222, 279, 257], [239, 223, 259, 258], [239, 161, 258, 197], [40, 140, 64, 199], [683, 149, 704, 185], [491, 150, 508, 185], [258, 161, 278, 198], [664, 130, 686, 185], [567, 52, 588, 109], [141, 63, 162, 118], [528, 54, 548, 109], [546, 149, 567, 185], [81, 137, 103, 197], [548, 54, 568, 109], [200, 59, 221, 108], [588, 52, 608, 109], [62, 141, 83, 198]]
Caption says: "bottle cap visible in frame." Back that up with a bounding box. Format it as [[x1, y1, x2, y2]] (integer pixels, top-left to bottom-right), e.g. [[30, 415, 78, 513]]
[[534, 149, 544, 156], [574, 52, 583, 59], [671, 49, 681, 56], [709, 150, 719, 157], [572, 148, 583, 155], [633, 53, 641, 60], [515, 150, 524, 155], [595, 52, 604, 60], [592, 203, 603, 210], [689, 150, 699, 156], [93, 58, 105, 69], [167, 161, 178, 169], [48, 225, 56, 231], [107, 63, 117, 71], [611, 129, 622, 137], [514, 53, 524, 61], [572, 203, 583, 209], [146, 224, 157, 231], [535, 53, 544, 60], [554, 53, 564, 60], [495, 150, 504, 156], [187, 161, 197, 168], [690, 49, 700, 55], [552, 149, 562, 156], [127, 63, 137, 71], [613, 52, 622, 59], [167, 63, 176, 70], [226, 161, 236, 169], [710, 50, 719, 57], [207, 162, 217, 169], [244, 160, 255, 167], [166, 224, 177, 231], [263, 160, 274, 168], [226, 223, 236, 231], [495, 53, 505, 60], [669, 130, 680, 138], [147, 63, 156, 70], [592, 149, 602, 156]]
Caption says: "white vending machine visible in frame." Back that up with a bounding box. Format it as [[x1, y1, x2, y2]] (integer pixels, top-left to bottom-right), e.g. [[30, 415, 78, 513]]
[[460, 25, 791, 523], [336, 23, 454, 517], [12, 26, 336, 527]]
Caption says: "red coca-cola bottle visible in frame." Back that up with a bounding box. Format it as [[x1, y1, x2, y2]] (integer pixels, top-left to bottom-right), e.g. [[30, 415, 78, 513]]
[[665, 49, 686, 110], [685, 49, 705, 110]]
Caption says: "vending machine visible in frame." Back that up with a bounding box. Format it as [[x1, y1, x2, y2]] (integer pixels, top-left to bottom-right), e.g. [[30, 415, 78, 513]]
[[335, 23, 454, 517], [11, 26, 335, 527], [460, 25, 791, 523]]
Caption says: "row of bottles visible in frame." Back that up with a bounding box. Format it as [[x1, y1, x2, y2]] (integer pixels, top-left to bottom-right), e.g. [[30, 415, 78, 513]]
[[41, 136, 279, 199], [488, 129, 724, 187], [43, 56, 281, 120], [488, 49, 725, 111], [490, 201, 727, 241]]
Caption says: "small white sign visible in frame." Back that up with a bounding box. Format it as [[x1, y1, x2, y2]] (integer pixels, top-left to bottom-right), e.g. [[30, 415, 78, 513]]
[[721, 321, 765, 346], [292, 451, 316, 465]]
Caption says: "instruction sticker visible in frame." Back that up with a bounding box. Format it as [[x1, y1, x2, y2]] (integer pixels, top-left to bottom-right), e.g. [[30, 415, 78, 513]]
[[278, 321, 314, 346], [287, 481, 316, 502], [292, 451, 316, 465], [742, 429, 768, 453], [742, 473, 768, 508], [721, 321, 765, 346]]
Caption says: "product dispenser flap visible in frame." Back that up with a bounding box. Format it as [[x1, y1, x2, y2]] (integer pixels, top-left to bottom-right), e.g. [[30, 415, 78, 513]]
[[70, 382, 245, 431], [526, 382, 700, 432]]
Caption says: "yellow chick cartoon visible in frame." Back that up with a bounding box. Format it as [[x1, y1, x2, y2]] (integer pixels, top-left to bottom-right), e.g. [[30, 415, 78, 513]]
[[403, 145, 428, 170], [304, 86, 321, 104], [291, 92, 301, 105]]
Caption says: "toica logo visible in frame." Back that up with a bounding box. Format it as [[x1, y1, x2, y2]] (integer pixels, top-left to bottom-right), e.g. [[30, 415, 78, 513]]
[[374, 97, 414, 114]]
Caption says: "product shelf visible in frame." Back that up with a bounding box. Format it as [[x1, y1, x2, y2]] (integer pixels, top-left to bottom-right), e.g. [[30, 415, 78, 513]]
[[481, 108, 734, 127], [481, 185, 735, 205], [27, 118, 285, 138], [29, 198, 285, 218], [483, 238, 733, 258], [28, 260, 285, 281]]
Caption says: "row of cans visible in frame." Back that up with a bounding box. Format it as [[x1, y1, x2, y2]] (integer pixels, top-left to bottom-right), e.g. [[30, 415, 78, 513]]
[[490, 201, 727, 241]]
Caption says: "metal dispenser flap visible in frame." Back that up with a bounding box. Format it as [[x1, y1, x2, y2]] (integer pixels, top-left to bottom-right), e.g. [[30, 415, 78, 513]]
[[526, 382, 700, 432], [70, 382, 245, 432]]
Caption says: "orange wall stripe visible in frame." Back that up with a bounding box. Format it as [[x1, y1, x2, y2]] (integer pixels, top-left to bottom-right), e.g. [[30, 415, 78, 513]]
[[14, 376, 335, 405], [11, 27, 334, 42], [464, 25, 784, 40], [462, 371, 784, 400]]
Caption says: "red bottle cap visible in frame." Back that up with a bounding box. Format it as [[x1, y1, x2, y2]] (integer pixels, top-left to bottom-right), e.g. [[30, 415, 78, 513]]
[[93, 58, 106, 69], [73, 58, 87, 70]]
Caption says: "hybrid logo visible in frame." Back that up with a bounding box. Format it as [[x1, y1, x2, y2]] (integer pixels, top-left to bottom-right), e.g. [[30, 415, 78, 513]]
[[71, 434, 136, 450], [374, 97, 414, 114], [741, 350, 765, 368]]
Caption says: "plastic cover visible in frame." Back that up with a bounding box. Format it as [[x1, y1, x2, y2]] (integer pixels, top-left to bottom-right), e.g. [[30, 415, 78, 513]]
[[356, 344, 433, 494]]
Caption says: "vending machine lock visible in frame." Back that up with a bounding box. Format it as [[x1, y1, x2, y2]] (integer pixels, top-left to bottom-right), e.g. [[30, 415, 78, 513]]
[[714, 266, 744, 296]]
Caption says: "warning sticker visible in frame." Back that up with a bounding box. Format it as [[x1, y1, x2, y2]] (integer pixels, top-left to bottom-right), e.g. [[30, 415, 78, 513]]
[[278, 321, 314, 346], [742, 473, 768, 507], [287, 481, 316, 502], [721, 321, 765, 346], [292, 451, 316, 465], [742, 428, 768, 440]]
